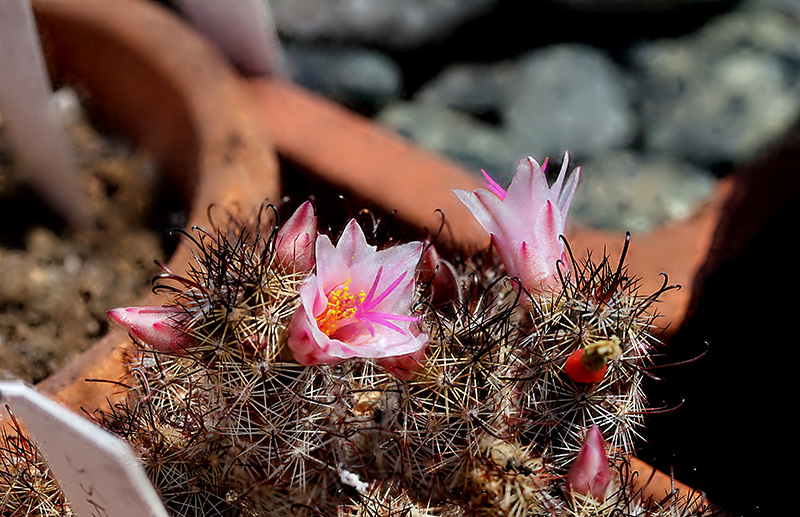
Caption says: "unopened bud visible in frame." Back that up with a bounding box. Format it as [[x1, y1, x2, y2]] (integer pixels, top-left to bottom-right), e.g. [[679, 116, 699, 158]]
[[417, 242, 460, 307], [567, 425, 612, 500], [275, 200, 317, 273], [376, 345, 427, 381], [107, 306, 195, 353]]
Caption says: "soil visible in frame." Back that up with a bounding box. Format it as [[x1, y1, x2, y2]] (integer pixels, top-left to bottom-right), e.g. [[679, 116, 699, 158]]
[[0, 89, 174, 384]]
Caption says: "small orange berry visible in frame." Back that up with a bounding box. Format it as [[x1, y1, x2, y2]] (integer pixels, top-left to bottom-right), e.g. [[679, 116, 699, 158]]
[[565, 349, 607, 383], [564, 336, 622, 383]]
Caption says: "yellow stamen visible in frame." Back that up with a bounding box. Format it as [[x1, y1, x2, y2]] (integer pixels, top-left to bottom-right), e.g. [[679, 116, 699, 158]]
[[316, 280, 366, 337]]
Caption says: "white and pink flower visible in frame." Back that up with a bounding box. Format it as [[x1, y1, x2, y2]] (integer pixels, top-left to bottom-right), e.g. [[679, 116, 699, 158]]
[[287, 219, 428, 367], [454, 153, 580, 292]]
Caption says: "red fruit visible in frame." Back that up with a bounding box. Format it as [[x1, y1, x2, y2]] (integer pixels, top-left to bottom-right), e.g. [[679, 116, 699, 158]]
[[564, 349, 607, 383]]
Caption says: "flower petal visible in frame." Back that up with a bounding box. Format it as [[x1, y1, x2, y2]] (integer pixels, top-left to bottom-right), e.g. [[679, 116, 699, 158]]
[[454, 188, 505, 235], [558, 164, 581, 217], [506, 156, 550, 218], [337, 218, 376, 267], [275, 200, 317, 273], [287, 303, 340, 365]]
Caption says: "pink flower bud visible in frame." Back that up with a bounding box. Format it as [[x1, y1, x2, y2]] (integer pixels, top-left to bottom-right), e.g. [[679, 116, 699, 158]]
[[416, 242, 439, 286], [275, 200, 317, 273], [417, 242, 460, 307], [567, 425, 612, 500], [107, 306, 195, 353]]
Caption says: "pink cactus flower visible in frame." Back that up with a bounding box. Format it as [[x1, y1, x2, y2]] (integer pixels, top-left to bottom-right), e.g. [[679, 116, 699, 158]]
[[287, 219, 428, 366], [454, 153, 581, 292], [275, 200, 317, 273], [107, 306, 195, 353], [567, 425, 612, 500]]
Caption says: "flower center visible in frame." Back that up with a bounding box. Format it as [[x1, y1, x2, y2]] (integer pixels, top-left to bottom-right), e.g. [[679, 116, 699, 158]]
[[315, 268, 418, 341], [316, 280, 366, 336]]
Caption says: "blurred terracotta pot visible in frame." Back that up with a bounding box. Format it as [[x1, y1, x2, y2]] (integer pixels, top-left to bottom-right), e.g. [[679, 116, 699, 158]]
[[18, 0, 729, 512], [31, 0, 280, 413]]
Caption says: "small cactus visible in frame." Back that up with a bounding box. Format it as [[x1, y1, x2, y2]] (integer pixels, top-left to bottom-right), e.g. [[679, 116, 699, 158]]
[[3, 156, 725, 516], [0, 407, 74, 516], [98, 190, 712, 515]]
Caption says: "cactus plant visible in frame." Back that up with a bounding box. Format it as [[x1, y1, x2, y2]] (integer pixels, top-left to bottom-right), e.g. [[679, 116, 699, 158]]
[[3, 155, 724, 516], [0, 406, 74, 516]]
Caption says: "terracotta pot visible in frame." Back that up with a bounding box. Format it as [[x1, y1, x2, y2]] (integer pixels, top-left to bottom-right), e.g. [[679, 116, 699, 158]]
[[30, 0, 280, 413], [11, 0, 732, 512]]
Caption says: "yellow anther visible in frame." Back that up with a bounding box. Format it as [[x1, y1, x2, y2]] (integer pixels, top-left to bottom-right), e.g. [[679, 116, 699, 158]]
[[317, 279, 367, 337]]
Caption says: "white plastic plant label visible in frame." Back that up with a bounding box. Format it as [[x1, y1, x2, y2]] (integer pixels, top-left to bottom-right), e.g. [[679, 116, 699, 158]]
[[0, 379, 168, 517], [0, 0, 87, 229], [173, 0, 286, 76]]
